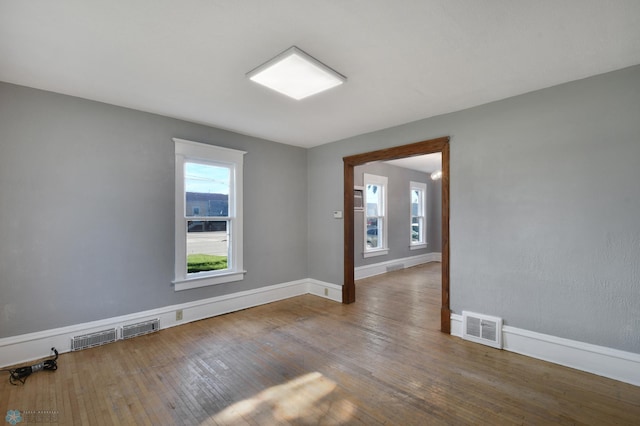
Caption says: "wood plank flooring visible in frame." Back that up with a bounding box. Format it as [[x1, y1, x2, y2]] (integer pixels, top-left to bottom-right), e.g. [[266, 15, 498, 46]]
[[2, 262, 640, 425]]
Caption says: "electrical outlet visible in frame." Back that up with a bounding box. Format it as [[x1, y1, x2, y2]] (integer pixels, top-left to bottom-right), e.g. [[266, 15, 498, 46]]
[[176, 309, 183, 321], [324, 288, 329, 296]]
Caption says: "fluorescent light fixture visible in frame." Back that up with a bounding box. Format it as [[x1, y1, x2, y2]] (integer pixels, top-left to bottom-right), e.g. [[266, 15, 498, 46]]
[[247, 46, 346, 100]]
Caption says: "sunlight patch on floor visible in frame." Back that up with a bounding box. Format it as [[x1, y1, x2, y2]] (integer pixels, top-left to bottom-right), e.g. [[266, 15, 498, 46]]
[[207, 372, 356, 424]]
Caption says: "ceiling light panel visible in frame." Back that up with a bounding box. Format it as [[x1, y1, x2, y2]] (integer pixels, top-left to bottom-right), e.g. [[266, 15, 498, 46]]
[[247, 46, 346, 100]]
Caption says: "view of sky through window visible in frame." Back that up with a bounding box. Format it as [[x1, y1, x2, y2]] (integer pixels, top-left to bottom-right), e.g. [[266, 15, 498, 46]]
[[185, 162, 230, 194]]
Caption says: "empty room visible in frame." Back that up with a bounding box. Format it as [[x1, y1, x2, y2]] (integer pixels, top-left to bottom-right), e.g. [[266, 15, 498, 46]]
[[1, 1, 640, 425]]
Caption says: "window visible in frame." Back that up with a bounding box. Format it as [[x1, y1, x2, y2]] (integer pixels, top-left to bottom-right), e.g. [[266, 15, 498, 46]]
[[173, 138, 246, 291], [410, 181, 427, 249], [363, 173, 388, 257]]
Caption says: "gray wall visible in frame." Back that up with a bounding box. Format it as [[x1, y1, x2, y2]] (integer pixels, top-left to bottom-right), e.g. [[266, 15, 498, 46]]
[[307, 65, 640, 354], [3, 64, 640, 355], [0, 82, 308, 338], [353, 162, 441, 267], [428, 175, 441, 254]]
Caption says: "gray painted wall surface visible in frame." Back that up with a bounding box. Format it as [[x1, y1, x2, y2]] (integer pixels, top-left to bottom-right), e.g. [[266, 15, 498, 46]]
[[428, 176, 441, 254], [353, 162, 440, 267], [0, 82, 308, 338], [307, 65, 640, 354], [3, 65, 640, 355]]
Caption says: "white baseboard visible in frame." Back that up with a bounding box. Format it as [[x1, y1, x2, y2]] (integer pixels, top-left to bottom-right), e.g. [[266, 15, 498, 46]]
[[450, 313, 640, 387], [307, 279, 343, 302], [0, 278, 342, 369], [354, 252, 441, 280], [450, 313, 464, 338], [11, 284, 638, 388]]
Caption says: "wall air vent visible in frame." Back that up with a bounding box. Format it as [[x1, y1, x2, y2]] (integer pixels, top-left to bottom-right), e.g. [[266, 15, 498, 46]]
[[122, 318, 160, 339], [386, 263, 404, 272], [462, 311, 503, 349], [71, 328, 118, 351]]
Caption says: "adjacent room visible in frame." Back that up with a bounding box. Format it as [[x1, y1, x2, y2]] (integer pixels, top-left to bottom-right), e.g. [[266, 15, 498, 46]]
[[1, 1, 640, 424]]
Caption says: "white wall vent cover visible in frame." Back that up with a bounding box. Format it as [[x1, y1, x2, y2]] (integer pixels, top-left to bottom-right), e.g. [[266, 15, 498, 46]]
[[122, 318, 160, 339], [462, 311, 503, 349], [71, 328, 118, 351]]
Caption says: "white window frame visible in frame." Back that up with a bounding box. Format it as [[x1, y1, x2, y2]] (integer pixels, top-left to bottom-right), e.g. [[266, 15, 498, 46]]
[[173, 138, 246, 291], [363, 173, 389, 258], [410, 181, 427, 250]]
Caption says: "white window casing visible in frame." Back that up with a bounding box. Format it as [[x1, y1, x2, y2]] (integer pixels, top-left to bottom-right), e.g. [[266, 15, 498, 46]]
[[173, 138, 246, 291], [363, 173, 389, 258]]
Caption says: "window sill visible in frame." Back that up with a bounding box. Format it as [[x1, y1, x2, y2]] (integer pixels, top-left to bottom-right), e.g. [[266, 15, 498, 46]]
[[363, 248, 389, 258], [410, 243, 427, 250], [173, 270, 246, 291]]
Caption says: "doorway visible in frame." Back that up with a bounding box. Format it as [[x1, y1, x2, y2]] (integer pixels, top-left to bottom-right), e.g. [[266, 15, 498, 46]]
[[343, 136, 450, 333]]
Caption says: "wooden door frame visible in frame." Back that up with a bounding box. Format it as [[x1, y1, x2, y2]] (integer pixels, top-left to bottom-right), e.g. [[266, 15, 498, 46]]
[[343, 136, 451, 333]]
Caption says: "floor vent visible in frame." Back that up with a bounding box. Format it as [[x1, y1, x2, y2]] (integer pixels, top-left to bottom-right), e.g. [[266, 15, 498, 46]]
[[71, 328, 118, 351], [462, 311, 503, 349], [386, 263, 404, 272], [122, 318, 160, 339]]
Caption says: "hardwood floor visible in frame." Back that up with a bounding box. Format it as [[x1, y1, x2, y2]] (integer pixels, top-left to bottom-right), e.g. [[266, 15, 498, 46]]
[[2, 263, 639, 425]]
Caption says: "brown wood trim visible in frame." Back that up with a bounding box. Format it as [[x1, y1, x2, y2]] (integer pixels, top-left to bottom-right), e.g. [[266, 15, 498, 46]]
[[440, 140, 451, 334], [343, 159, 356, 303], [343, 136, 451, 333]]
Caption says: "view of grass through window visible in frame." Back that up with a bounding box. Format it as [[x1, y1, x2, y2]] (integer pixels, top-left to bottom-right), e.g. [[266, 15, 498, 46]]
[[187, 254, 227, 273]]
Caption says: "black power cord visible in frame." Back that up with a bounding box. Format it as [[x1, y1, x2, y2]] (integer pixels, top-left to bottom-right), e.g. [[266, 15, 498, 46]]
[[1, 347, 58, 385]]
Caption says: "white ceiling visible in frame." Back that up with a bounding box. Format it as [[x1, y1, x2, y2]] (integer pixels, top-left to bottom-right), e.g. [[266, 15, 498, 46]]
[[385, 154, 442, 174], [1, 1, 639, 148]]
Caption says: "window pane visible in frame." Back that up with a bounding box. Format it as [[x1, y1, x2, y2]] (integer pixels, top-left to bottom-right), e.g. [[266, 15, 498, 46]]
[[367, 218, 380, 249], [411, 189, 422, 216], [411, 201, 419, 217], [366, 184, 381, 216], [187, 220, 229, 273], [411, 217, 422, 243], [185, 162, 230, 217]]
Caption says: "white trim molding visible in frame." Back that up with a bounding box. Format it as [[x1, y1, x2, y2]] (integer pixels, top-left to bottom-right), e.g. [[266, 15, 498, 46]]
[[355, 252, 441, 280], [173, 138, 246, 291], [450, 313, 640, 387], [307, 279, 343, 302], [0, 279, 342, 369], [363, 172, 388, 255]]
